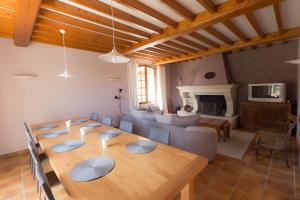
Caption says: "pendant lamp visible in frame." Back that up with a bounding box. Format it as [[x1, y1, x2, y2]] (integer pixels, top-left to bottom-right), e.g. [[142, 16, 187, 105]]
[[57, 29, 75, 79], [98, 0, 130, 63]]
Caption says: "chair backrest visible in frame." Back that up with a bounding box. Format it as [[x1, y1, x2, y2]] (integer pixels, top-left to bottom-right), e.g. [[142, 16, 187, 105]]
[[102, 116, 112, 126], [24, 122, 35, 143], [149, 127, 170, 145], [119, 120, 133, 133], [287, 114, 297, 137], [90, 112, 98, 121], [28, 141, 55, 200]]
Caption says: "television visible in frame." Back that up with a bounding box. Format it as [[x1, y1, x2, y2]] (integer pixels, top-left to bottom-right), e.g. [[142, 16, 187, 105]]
[[248, 83, 286, 103]]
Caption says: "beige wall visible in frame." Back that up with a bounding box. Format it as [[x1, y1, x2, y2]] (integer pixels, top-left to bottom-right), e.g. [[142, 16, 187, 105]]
[[0, 38, 130, 155]]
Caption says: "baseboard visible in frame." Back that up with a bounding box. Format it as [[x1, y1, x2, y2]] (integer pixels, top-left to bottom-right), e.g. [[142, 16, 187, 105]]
[[0, 149, 28, 159]]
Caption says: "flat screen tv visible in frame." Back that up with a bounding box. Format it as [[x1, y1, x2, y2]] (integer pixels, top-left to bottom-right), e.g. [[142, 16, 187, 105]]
[[248, 83, 286, 103]]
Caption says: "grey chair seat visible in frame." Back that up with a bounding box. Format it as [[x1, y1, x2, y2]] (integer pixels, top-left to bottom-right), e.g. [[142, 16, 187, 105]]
[[119, 120, 133, 133]]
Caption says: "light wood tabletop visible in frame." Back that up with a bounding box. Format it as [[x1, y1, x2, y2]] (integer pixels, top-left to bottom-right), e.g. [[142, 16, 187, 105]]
[[31, 119, 208, 200]]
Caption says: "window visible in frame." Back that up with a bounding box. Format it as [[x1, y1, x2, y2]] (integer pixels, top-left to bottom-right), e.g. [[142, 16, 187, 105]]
[[137, 65, 156, 103]]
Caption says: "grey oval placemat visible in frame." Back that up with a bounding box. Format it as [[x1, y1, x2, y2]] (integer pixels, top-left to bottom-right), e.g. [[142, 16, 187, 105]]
[[69, 156, 115, 182], [51, 140, 84, 153], [126, 140, 157, 154], [42, 130, 68, 139], [99, 130, 122, 139], [36, 124, 59, 131], [72, 119, 88, 124], [85, 123, 101, 129]]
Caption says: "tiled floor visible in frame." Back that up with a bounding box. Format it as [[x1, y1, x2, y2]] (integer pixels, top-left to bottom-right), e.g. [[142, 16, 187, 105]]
[[0, 136, 298, 200]]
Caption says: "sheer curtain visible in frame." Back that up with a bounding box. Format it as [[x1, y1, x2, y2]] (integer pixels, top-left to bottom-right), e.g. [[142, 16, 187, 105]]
[[157, 65, 168, 113], [127, 61, 139, 111]]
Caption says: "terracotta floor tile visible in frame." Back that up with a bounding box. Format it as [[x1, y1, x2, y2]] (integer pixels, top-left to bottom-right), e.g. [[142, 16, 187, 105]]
[[267, 177, 294, 196], [222, 163, 244, 176], [229, 189, 261, 200], [269, 168, 294, 184], [0, 176, 22, 191], [204, 180, 234, 198], [197, 190, 226, 200], [0, 185, 23, 199], [244, 163, 269, 176], [201, 164, 220, 177], [214, 169, 240, 186], [235, 179, 264, 198], [241, 171, 266, 186], [263, 187, 295, 200]]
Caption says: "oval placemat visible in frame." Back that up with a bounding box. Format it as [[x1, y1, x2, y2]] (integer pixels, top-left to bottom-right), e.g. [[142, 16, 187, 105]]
[[99, 130, 122, 139], [85, 123, 101, 129], [42, 130, 68, 139], [69, 156, 114, 182], [36, 124, 59, 131], [72, 119, 88, 124], [51, 140, 84, 153], [126, 140, 157, 154]]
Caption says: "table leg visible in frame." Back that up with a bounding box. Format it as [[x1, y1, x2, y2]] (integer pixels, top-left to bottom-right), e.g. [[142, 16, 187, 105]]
[[217, 128, 221, 142], [181, 180, 195, 200]]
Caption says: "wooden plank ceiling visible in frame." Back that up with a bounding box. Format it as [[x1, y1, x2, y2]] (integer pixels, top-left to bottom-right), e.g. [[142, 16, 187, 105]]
[[0, 0, 300, 64]]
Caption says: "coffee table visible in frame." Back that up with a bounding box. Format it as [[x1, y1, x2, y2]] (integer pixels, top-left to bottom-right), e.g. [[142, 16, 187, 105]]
[[199, 117, 230, 142]]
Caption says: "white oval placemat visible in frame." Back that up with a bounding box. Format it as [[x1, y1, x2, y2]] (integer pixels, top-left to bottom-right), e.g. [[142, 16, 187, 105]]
[[99, 130, 122, 139], [36, 124, 59, 131], [51, 140, 84, 153], [126, 140, 157, 154], [69, 156, 114, 182], [42, 130, 68, 139]]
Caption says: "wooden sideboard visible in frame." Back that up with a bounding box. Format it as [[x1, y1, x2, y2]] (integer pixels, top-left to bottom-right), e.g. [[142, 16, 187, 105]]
[[240, 101, 291, 131]]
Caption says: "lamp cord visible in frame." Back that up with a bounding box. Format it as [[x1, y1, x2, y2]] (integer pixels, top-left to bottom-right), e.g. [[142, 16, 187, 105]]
[[110, 0, 116, 49], [62, 32, 67, 71]]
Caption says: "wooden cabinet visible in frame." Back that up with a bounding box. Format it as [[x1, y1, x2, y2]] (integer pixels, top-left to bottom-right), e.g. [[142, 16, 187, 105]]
[[240, 101, 291, 131]]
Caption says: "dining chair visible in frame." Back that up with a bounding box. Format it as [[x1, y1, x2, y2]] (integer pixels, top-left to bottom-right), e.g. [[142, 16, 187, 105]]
[[90, 112, 98, 121], [28, 141, 55, 200], [256, 114, 297, 168], [119, 120, 133, 133], [102, 116, 112, 126], [24, 122, 39, 176], [149, 127, 170, 145]]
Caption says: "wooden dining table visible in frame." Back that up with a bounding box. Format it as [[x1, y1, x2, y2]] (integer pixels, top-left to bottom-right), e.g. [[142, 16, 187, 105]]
[[31, 118, 208, 200]]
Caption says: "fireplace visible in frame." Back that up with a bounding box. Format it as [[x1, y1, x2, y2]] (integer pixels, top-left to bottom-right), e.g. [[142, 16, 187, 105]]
[[196, 95, 226, 116], [176, 84, 239, 128]]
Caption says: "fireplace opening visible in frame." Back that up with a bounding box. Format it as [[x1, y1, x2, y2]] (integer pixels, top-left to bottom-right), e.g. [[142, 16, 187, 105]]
[[196, 95, 227, 116]]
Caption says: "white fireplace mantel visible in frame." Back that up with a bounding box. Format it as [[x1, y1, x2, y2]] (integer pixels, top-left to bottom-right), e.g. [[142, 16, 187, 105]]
[[177, 84, 238, 117]]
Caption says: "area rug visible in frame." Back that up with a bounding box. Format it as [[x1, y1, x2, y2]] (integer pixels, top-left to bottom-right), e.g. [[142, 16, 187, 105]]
[[217, 129, 255, 160]]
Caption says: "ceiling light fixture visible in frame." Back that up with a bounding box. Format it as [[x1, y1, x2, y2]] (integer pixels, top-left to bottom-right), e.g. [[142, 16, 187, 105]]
[[286, 59, 300, 64], [98, 0, 130, 64], [57, 29, 75, 79]]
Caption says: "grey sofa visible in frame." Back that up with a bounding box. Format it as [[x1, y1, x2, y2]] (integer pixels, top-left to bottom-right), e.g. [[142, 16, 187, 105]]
[[121, 114, 218, 162]]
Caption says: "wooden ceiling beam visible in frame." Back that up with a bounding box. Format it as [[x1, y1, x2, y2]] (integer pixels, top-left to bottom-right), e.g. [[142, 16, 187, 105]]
[[161, 0, 195, 22], [175, 36, 207, 51], [154, 44, 188, 55], [203, 27, 233, 45], [114, 0, 177, 28], [14, 0, 42, 46], [132, 52, 164, 59], [273, 2, 284, 33], [245, 12, 264, 38], [35, 18, 132, 47], [38, 9, 140, 43], [188, 32, 219, 48], [222, 20, 248, 41], [120, 0, 280, 54], [196, 0, 217, 13], [41, 0, 150, 38], [164, 41, 197, 53], [140, 50, 170, 58], [155, 26, 300, 65], [146, 47, 180, 57], [68, 0, 162, 33]]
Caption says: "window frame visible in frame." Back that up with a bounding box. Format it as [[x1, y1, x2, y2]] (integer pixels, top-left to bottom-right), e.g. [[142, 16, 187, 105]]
[[137, 64, 157, 105]]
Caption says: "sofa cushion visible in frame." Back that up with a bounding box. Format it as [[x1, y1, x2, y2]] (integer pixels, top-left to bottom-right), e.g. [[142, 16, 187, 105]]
[[171, 115, 201, 127], [149, 104, 162, 113], [155, 113, 173, 124]]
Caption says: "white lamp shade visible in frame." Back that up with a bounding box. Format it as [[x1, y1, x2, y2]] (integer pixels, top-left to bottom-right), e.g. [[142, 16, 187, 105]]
[[57, 69, 75, 79], [286, 59, 300, 64], [98, 48, 130, 63]]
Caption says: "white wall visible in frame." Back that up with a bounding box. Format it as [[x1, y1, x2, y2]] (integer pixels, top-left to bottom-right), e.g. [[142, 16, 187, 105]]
[[0, 38, 130, 155]]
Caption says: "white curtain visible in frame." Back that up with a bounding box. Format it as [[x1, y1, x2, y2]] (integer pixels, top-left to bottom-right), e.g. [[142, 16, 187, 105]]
[[127, 61, 139, 111], [157, 65, 168, 113]]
